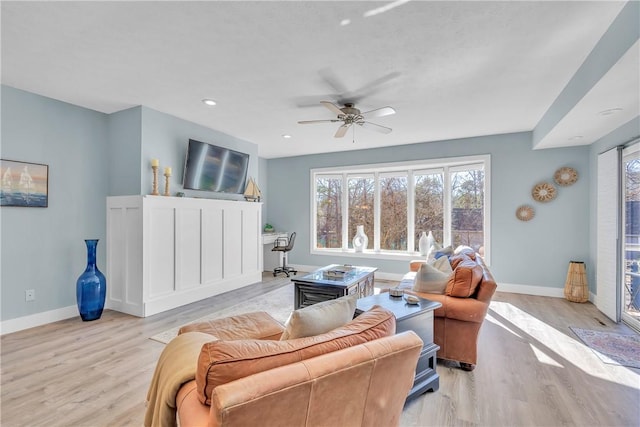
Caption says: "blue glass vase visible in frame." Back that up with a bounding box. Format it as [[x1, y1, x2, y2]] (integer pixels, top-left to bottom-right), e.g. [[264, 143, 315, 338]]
[[76, 239, 107, 321]]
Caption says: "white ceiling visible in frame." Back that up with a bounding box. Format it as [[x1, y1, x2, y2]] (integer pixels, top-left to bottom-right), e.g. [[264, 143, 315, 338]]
[[1, 1, 636, 158]]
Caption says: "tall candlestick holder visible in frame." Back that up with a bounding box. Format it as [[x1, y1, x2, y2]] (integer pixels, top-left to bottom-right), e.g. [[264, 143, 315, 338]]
[[163, 172, 171, 196], [151, 166, 159, 195]]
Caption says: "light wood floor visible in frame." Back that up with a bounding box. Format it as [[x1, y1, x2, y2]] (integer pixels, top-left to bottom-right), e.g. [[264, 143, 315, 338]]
[[1, 274, 639, 427]]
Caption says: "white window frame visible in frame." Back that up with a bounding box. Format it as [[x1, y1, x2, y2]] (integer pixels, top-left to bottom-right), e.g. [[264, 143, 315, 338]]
[[310, 155, 491, 264]]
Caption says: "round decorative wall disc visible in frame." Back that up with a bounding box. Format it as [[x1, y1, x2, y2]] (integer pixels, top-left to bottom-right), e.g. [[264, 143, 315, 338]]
[[532, 182, 557, 202], [516, 205, 535, 221], [554, 167, 578, 186]]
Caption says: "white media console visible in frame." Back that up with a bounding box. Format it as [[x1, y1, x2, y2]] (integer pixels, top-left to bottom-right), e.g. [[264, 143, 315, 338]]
[[106, 196, 262, 317]]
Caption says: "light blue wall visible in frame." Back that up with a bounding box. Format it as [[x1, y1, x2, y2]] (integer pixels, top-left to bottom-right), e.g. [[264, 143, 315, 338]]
[[107, 106, 142, 195], [1, 86, 109, 321], [140, 107, 259, 200], [1, 87, 261, 323], [266, 132, 591, 289]]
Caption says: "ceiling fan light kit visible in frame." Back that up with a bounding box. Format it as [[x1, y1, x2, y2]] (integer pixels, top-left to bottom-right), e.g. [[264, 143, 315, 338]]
[[298, 101, 395, 139]]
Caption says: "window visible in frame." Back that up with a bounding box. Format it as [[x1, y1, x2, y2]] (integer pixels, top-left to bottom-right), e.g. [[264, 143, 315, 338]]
[[347, 175, 374, 249], [414, 170, 444, 250], [315, 175, 342, 249], [380, 173, 408, 251], [311, 155, 490, 262]]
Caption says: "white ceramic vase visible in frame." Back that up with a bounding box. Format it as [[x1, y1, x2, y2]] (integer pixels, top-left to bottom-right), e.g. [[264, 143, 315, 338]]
[[418, 231, 429, 256], [427, 230, 435, 248], [352, 225, 368, 252]]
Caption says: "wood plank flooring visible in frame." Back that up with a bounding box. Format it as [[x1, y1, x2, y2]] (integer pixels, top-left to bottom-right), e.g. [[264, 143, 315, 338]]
[[1, 275, 639, 427]]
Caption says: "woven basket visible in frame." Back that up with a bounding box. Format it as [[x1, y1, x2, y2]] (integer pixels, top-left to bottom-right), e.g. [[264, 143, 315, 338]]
[[564, 261, 588, 303]]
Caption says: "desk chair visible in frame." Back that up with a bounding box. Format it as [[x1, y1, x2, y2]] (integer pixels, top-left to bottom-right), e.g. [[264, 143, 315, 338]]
[[272, 232, 297, 277]]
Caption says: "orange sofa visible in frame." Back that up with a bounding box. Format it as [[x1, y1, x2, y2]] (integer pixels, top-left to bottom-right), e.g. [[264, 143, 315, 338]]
[[146, 306, 424, 427], [397, 251, 497, 371]]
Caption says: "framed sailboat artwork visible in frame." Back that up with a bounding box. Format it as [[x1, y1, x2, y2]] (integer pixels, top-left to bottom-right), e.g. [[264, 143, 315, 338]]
[[1, 159, 49, 207]]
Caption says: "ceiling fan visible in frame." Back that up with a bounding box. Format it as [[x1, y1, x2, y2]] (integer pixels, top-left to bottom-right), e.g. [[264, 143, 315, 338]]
[[298, 101, 396, 138]]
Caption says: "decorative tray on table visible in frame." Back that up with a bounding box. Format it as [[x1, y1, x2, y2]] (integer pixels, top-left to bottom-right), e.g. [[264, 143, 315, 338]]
[[324, 265, 355, 278]]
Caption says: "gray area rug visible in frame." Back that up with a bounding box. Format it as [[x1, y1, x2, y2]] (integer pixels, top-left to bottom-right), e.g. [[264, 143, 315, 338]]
[[570, 327, 640, 369], [150, 284, 294, 344]]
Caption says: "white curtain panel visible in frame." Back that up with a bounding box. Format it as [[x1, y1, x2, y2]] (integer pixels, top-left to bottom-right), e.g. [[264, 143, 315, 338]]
[[596, 147, 621, 322]]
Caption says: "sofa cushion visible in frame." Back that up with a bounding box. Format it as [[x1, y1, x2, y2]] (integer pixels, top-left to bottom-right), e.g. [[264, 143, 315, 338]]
[[179, 311, 285, 341], [280, 293, 357, 340], [445, 258, 484, 298], [196, 305, 396, 405], [412, 258, 451, 294]]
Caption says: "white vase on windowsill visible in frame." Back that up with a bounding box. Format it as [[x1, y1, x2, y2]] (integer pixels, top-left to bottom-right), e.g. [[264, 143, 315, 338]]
[[418, 231, 429, 256], [352, 225, 368, 253]]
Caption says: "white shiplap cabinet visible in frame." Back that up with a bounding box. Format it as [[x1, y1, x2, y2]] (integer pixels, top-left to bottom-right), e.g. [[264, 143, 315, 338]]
[[106, 196, 262, 317]]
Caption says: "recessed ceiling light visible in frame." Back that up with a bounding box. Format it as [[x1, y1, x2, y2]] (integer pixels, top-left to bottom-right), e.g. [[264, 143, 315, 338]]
[[202, 99, 217, 106], [568, 135, 583, 141], [282, 134, 292, 139], [340, 19, 351, 26], [598, 108, 623, 116]]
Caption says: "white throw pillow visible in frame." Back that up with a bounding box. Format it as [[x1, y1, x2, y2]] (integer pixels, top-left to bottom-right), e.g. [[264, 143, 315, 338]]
[[280, 293, 358, 340], [413, 261, 449, 294]]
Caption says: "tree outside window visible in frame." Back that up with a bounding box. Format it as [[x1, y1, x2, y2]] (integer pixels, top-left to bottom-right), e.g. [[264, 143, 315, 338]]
[[347, 175, 374, 249], [380, 174, 407, 251], [316, 176, 342, 249], [450, 168, 484, 251], [414, 172, 444, 250]]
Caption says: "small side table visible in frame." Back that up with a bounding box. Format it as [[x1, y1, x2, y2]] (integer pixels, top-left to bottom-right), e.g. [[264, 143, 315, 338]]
[[355, 293, 441, 401]]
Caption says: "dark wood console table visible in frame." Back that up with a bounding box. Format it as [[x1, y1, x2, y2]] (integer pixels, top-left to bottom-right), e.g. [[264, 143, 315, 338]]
[[292, 265, 376, 309], [355, 293, 441, 401]]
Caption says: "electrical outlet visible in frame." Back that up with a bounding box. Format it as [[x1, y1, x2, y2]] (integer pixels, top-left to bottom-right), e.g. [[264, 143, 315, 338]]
[[25, 289, 35, 302]]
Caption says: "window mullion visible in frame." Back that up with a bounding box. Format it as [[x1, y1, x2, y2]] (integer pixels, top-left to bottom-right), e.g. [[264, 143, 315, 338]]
[[407, 170, 415, 253], [342, 172, 349, 250], [373, 171, 380, 251]]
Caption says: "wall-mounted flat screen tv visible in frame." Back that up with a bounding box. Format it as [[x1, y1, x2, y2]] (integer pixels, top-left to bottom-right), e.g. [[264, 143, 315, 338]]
[[182, 139, 249, 194]]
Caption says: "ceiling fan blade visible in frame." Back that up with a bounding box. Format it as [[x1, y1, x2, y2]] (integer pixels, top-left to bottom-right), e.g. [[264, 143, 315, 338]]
[[360, 121, 392, 134], [334, 124, 351, 138], [318, 68, 349, 95], [321, 101, 346, 117], [298, 119, 340, 124], [347, 71, 401, 103], [361, 106, 396, 119]]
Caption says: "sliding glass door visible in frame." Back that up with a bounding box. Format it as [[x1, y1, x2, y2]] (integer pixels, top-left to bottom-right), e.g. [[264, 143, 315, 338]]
[[622, 143, 640, 331]]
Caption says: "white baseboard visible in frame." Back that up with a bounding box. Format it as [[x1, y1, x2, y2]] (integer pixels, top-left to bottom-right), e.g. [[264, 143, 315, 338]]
[[0, 305, 78, 335], [496, 282, 566, 298], [292, 265, 571, 298]]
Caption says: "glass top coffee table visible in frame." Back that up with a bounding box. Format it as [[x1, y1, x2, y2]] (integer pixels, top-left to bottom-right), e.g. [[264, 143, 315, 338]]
[[292, 264, 377, 309]]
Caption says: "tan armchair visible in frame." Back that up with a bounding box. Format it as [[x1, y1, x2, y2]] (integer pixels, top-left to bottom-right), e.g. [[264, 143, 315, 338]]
[[401, 254, 497, 371], [177, 331, 423, 427], [147, 307, 424, 427]]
